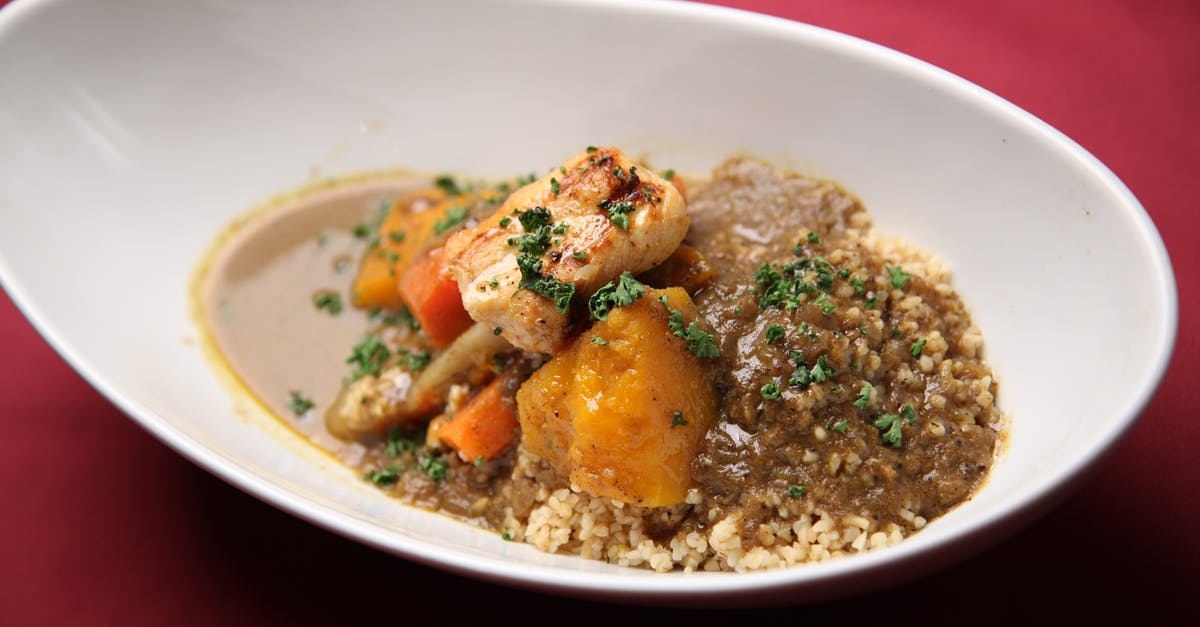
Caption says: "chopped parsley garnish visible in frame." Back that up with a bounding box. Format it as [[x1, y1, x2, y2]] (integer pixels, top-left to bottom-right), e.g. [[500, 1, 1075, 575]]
[[849, 277, 865, 295], [419, 455, 448, 481], [598, 199, 636, 230], [590, 337, 609, 345], [586, 145, 598, 153], [820, 303, 837, 316], [900, 403, 918, 423], [809, 354, 835, 383], [286, 391, 313, 416], [519, 206, 552, 231], [787, 485, 806, 498], [873, 413, 904, 448], [346, 335, 390, 382], [550, 177, 560, 196], [910, 338, 927, 357], [493, 327, 503, 336], [435, 175, 464, 196], [501, 531, 513, 541], [671, 411, 688, 428], [662, 168, 676, 180], [755, 256, 839, 310], [385, 428, 421, 457], [831, 385, 843, 394], [388, 231, 406, 243], [352, 223, 371, 239], [789, 363, 810, 388], [765, 324, 785, 345], [364, 468, 399, 486], [760, 381, 782, 400], [432, 205, 469, 234], [659, 296, 720, 358], [853, 383, 872, 409], [527, 275, 576, 314], [807, 232, 820, 244], [572, 251, 588, 260], [829, 420, 848, 433], [588, 271, 646, 321], [404, 350, 432, 372], [313, 292, 343, 315], [887, 266, 911, 289], [865, 296, 878, 308], [498, 216, 511, 228]]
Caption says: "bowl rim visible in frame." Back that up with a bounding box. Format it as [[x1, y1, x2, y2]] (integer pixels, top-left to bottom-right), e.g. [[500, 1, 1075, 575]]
[[0, 0, 1179, 603]]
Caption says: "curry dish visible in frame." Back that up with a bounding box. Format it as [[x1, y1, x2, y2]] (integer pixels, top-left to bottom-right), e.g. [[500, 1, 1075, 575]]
[[199, 147, 1004, 572]]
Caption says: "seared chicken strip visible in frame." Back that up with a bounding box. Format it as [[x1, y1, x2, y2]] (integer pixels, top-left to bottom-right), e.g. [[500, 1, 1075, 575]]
[[444, 147, 688, 353]]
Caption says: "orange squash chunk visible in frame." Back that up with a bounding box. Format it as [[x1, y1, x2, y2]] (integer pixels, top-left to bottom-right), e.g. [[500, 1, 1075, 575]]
[[517, 287, 718, 507]]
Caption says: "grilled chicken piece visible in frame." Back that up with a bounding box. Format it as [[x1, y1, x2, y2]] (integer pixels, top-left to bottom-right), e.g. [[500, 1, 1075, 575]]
[[443, 147, 688, 353]]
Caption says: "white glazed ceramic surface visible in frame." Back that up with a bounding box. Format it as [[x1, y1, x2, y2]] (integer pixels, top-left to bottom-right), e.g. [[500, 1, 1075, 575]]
[[0, 0, 1176, 605]]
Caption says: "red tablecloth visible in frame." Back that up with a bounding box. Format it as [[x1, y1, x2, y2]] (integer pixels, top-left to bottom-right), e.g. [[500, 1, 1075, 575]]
[[2, 0, 1196, 622]]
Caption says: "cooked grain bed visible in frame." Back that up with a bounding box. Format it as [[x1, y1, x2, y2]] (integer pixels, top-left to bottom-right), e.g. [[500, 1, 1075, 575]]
[[499, 158, 1003, 572]]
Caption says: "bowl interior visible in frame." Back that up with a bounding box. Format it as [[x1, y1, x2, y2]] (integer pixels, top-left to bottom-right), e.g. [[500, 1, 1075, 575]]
[[0, 0, 1175, 601]]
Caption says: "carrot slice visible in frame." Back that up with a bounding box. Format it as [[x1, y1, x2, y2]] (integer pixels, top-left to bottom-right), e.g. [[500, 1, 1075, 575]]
[[439, 380, 519, 462], [351, 197, 443, 310], [398, 247, 474, 347]]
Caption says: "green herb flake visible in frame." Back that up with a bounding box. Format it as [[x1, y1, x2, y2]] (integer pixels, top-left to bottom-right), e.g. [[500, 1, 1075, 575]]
[[388, 231, 406, 243], [405, 350, 432, 372], [550, 177, 560, 196], [662, 168, 676, 180], [887, 266, 911, 289], [831, 385, 843, 394], [853, 383, 872, 409], [586, 145, 598, 153], [493, 327, 503, 336], [572, 251, 588, 260], [345, 335, 391, 382], [352, 223, 372, 239], [865, 296, 878, 308], [849, 277, 865, 295], [385, 428, 420, 457], [787, 484, 806, 498], [286, 391, 313, 416], [659, 296, 720, 359], [419, 455, 448, 481], [588, 271, 647, 320], [873, 413, 904, 448], [760, 381, 782, 400], [435, 175, 463, 196], [829, 420, 848, 433], [807, 232, 820, 245], [598, 199, 636, 230], [901, 403, 918, 424], [499, 216, 512, 228], [475, 455, 484, 467], [590, 337, 609, 345], [671, 411, 688, 428], [313, 292, 343, 315], [364, 468, 399, 486], [501, 531, 513, 541], [910, 338, 927, 357], [765, 324, 785, 345], [433, 206, 469, 234], [820, 303, 837, 316]]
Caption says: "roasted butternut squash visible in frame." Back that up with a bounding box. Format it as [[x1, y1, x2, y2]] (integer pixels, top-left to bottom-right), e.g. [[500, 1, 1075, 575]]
[[517, 287, 718, 507]]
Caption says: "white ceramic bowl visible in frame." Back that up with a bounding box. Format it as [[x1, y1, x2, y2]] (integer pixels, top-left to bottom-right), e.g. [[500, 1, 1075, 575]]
[[0, 0, 1176, 605]]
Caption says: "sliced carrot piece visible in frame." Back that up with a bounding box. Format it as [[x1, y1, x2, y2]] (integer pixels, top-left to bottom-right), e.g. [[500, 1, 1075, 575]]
[[398, 247, 474, 347], [439, 380, 519, 462]]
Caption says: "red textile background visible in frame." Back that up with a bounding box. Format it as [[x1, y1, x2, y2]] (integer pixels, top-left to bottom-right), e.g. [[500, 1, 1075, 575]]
[[1, 0, 1196, 623]]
